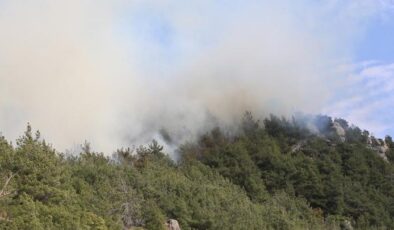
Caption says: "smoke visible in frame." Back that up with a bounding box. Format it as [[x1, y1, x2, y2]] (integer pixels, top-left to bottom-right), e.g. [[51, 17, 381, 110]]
[[0, 0, 388, 155]]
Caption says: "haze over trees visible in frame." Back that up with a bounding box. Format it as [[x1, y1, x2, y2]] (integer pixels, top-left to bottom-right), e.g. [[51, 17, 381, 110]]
[[0, 113, 393, 229]]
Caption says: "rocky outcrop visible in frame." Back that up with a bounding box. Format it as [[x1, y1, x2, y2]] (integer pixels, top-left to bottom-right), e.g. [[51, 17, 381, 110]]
[[368, 138, 389, 161], [341, 220, 354, 230], [166, 219, 181, 230]]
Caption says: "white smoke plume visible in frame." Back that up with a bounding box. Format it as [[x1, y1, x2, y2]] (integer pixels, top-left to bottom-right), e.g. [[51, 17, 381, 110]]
[[0, 0, 390, 156]]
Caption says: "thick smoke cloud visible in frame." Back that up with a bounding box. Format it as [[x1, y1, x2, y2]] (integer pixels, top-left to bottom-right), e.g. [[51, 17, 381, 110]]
[[0, 0, 388, 155]]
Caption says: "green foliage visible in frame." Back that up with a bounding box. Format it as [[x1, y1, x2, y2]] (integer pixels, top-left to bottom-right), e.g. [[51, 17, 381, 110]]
[[181, 114, 394, 229], [0, 115, 393, 229], [143, 200, 166, 230]]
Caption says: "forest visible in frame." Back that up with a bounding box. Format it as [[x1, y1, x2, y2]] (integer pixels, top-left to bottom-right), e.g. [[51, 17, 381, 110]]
[[0, 112, 393, 230]]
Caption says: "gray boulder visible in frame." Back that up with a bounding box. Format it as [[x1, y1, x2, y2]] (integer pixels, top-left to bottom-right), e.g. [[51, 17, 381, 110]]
[[166, 219, 181, 230]]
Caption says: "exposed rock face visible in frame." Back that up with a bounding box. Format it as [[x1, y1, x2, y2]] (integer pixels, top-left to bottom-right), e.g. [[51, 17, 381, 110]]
[[368, 138, 389, 161], [166, 219, 181, 230], [341, 220, 354, 230]]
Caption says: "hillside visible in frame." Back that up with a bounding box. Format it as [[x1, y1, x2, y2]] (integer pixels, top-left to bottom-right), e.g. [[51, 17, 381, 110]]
[[0, 113, 393, 229]]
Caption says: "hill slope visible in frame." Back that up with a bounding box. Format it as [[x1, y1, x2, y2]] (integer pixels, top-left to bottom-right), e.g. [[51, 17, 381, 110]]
[[0, 113, 393, 229]]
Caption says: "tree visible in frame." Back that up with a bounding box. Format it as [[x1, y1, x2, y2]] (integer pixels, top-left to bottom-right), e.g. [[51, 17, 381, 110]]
[[0, 172, 16, 199]]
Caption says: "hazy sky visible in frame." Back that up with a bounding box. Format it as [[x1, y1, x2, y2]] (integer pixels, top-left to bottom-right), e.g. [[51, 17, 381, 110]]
[[0, 0, 394, 153], [322, 1, 394, 138]]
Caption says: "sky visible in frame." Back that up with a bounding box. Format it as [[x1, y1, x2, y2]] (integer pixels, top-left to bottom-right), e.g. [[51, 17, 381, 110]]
[[323, 1, 394, 138], [0, 0, 394, 153]]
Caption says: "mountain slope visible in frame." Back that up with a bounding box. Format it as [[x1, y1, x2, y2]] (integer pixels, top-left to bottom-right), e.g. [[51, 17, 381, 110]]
[[0, 113, 393, 229]]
